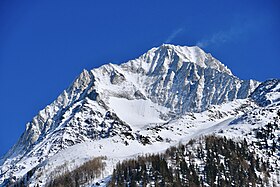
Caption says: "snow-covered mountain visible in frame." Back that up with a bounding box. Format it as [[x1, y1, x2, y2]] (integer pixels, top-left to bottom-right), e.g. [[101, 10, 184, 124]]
[[1, 44, 278, 187]]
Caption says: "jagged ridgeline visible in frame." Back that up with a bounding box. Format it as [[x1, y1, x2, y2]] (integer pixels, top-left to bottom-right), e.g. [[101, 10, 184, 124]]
[[1, 44, 279, 186], [1, 44, 259, 169], [109, 136, 272, 187]]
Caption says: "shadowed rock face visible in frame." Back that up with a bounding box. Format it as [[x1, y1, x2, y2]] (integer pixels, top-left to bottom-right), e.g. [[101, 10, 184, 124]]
[[0, 44, 260, 184], [250, 79, 280, 107]]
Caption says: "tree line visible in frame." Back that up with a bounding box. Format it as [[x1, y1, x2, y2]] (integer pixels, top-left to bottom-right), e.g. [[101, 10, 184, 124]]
[[109, 135, 274, 187]]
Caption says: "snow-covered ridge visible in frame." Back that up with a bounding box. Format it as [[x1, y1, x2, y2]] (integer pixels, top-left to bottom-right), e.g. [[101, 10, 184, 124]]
[[120, 44, 259, 112], [121, 44, 232, 75], [157, 44, 232, 75], [0, 44, 261, 186]]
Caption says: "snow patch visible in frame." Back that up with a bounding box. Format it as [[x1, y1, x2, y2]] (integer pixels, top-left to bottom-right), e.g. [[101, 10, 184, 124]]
[[108, 97, 169, 130]]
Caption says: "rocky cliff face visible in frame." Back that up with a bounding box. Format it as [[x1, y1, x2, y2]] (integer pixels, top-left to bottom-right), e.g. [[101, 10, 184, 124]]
[[0, 44, 260, 185], [251, 79, 280, 107]]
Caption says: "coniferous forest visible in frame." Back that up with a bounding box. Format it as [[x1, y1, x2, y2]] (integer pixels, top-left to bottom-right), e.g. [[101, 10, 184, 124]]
[[109, 135, 273, 187]]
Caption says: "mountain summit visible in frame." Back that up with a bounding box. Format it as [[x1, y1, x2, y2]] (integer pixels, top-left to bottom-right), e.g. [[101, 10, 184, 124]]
[[1, 44, 268, 186]]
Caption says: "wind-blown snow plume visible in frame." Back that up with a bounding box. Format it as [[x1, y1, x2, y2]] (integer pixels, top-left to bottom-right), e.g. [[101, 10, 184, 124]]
[[165, 28, 184, 43]]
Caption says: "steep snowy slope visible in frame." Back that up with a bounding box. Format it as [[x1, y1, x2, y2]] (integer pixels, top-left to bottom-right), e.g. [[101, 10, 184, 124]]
[[12, 99, 256, 186], [24, 84, 280, 186], [0, 44, 260, 186]]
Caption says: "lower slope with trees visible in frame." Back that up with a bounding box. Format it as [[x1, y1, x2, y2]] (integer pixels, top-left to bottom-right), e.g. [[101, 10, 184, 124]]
[[109, 135, 276, 187]]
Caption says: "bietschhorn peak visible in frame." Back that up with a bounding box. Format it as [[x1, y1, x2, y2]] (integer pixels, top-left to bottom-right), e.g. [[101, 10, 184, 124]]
[[2, 44, 278, 187]]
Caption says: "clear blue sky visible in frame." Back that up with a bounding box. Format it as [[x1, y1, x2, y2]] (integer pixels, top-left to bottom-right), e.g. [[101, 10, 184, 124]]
[[0, 0, 279, 157]]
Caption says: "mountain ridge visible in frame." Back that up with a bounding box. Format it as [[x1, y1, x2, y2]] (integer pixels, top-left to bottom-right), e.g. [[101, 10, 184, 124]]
[[1, 44, 270, 186]]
